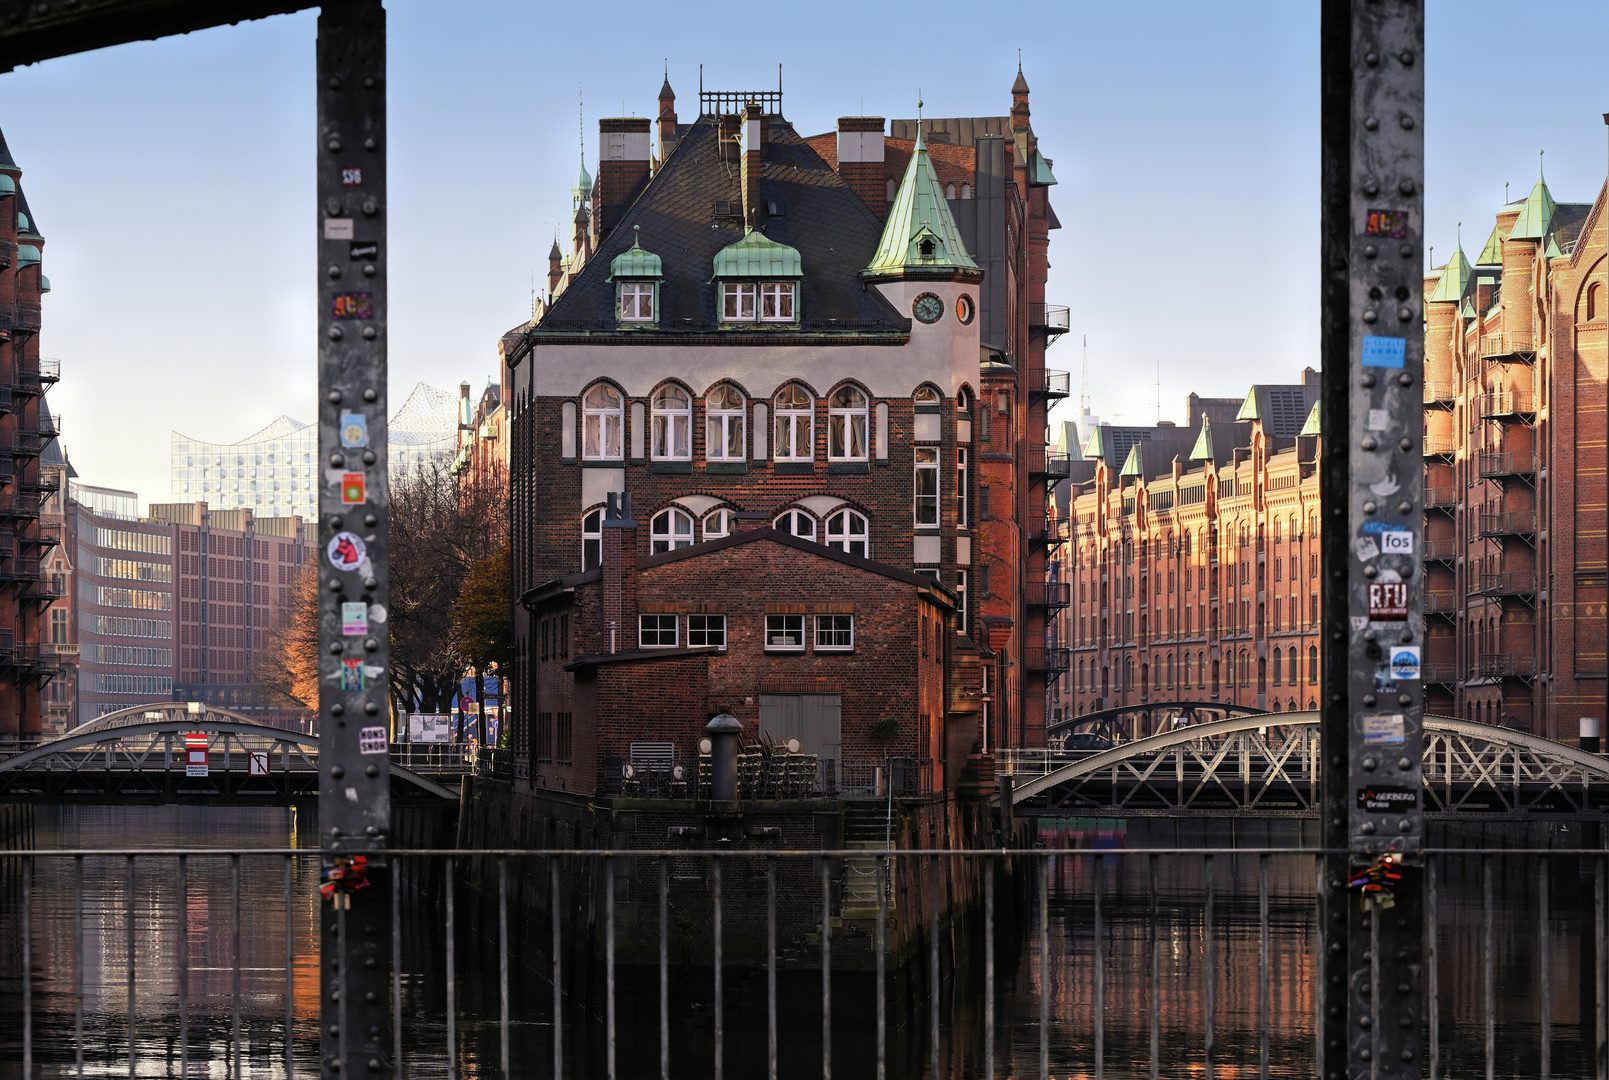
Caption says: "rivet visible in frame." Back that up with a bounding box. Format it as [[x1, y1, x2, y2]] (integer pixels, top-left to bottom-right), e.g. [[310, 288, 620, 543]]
[[328, 579, 344, 593], [363, 576, 379, 590], [364, 137, 377, 151], [1397, 306, 1413, 321], [1398, 694, 1412, 706], [1398, 243, 1414, 259], [1364, 117, 1379, 131], [331, 765, 345, 778], [369, 1059, 382, 1072], [1363, 309, 1378, 323], [362, 449, 378, 465], [1363, 694, 1378, 705], [1359, 1015, 1373, 1028], [328, 641, 343, 654], [1399, 178, 1416, 195], [1399, 629, 1413, 643], [328, 265, 342, 280], [363, 263, 377, 277], [329, 516, 345, 529], [328, 326, 344, 341], [362, 326, 377, 340], [365, 763, 379, 777], [1363, 500, 1377, 514], [1400, 1050, 1415, 1062], [364, 637, 378, 652], [366, 991, 377, 1003], [365, 825, 379, 836], [325, 197, 342, 215], [363, 76, 377, 89], [1397, 501, 1412, 514], [1398, 50, 1414, 66], [1364, 629, 1378, 642], [1361, 436, 1378, 450], [1399, 115, 1415, 130], [1399, 438, 1412, 452], [1363, 244, 1378, 259], [1398, 756, 1413, 770], [330, 826, 343, 837], [331, 703, 345, 716], [363, 388, 378, 402], [365, 701, 380, 715], [362, 199, 378, 216], [331, 453, 346, 467], [327, 76, 342, 89], [1397, 372, 1413, 387], [1363, 565, 1378, 578], [1364, 51, 1380, 66], [1362, 756, 1377, 771], [1361, 372, 1377, 387], [327, 137, 342, 152], [364, 514, 379, 526], [328, 390, 344, 404], [1363, 180, 1380, 196], [1361, 822, 1376, 835]]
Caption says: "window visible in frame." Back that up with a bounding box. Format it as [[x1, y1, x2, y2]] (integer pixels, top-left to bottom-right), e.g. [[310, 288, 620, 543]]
[[651, 385, 692, 460], [582, 383, 624, 460], [1271, 648, 1282, 685], [980, 485, 991, 519], [706, 385, 746, 460], [688, 614, 726, 650], [956, 569, 968, 634], [913, 385, 941, 405], [619, 281, 654, 321], [815, 614, 854, 650], [774, 509, 817, 542], [765, 613, 805, 650], [824, 509, 869, 557], [956, 448, 969, 527], [640, 614, 678, 648], [915, 447, 939, 526], [581, 509, 603, 570], [702, 508, 734, 540], [827, 386, 869, 460], [650, 508, 694, 554], [1308, 646, 1319, 683], [722, 282, 757, 321], [51, 608, 68, 644], [1288, 648, 1298, 684], [773, 384, 814, 461], [760, 282, 795, 321]]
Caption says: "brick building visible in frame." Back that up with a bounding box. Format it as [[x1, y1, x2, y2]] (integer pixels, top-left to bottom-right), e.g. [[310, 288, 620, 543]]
[[0, 125, 65, 747], [1421, 159, 1608, 741], [1054, 373, 1324, 725]]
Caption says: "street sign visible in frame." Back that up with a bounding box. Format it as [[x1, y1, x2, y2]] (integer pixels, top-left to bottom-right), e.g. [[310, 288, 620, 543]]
[[184, 734, 208, 777], [248, 750, 269, 776]]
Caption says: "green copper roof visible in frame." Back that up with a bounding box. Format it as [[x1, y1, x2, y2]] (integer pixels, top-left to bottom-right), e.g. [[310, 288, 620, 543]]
[[1119, 443, 1143, 477], [39, 275, 49, 293], [1544, 233, 1563, 259], [864, 113, 980, 280], [1083, 426, 1105, 459], [16, 244, 40, 267], [1031, 152, 1058, 187], [1235, 389, 1259, 421], [1428, 239, 1471, 303], [609, 226, 663, 279], [571, 156, 592, 208], [1299, 399, 1321, 437], [1508, 155, 1556, 242], [0, 175, 13, 197], [712, 228, 803, 279], [1476, 223, 1503, 265], [1189, 414, 1214, 461]]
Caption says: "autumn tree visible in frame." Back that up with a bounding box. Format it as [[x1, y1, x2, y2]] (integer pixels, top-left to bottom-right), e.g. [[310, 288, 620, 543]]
[[253, 560, 320, 710], [450, 540, 513, 740]]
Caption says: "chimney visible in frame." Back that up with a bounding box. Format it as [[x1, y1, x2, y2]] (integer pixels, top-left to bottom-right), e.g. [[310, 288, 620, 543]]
[[600, 492, 638, 654], [836, 116, 887, 218], [595, 117, 652, 237], [741, 102, 765, 229], [657, 73, 678, 161]]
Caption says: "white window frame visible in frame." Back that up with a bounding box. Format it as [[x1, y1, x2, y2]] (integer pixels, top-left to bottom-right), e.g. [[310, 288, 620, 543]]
[[639, 614, 678, 649], [650, 385, 692, 460], [581, 383, 624, 460], [760, 282, 795, 322], [618, 281, 655, 322], [705, 385, 746, 461], [914, 446, 940, 527], [687, 613, 727, 651], [649, 508, 695, 554], [956, 447, 969, 527], [721, 282, 757, 322], [773, 509, 817, 542], [824, 509, 869, 558], [955, 569, 969, 634], [582, 508, 603, 571], [702, 508, 734, 541], [773, 384, 814, 461], [827, 386, 869, 461], [814, 614, 854, 651], [764, 614, 805, 651]]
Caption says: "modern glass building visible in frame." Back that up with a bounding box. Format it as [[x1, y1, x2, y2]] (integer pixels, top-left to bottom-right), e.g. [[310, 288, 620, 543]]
[[169, 381, 460, 516]]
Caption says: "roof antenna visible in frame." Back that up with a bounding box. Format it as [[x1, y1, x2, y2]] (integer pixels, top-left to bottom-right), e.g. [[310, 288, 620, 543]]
[[1080, 335, 1091, 417]]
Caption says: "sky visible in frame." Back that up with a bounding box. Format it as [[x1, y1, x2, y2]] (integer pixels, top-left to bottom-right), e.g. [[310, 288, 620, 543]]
[[0, 0, 1606, 506]]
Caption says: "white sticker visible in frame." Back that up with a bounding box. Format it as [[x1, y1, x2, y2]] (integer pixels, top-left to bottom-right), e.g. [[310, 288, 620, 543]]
[[1353, 537, 1380, 562], [327, 531, 367, 572], [341, 601, 368, 636], [324, 217, 355, 240], [359, 726, 388, 755], [1379, 530, 1414, 555], [248, 750, 269, 776], [1363, 714, 1406, 744], [1367, 409, 1389, 431]]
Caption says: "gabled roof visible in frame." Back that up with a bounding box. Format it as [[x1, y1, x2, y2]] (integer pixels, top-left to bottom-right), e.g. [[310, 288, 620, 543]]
[[532, 116, 907, 336], [1509, 157, 1556, 242], [1120, 437, 1194, 481], [1476, 223, 1503, 266], [1299, 399, 1321, 437], [1428, 238, 1471, 303], [863, 116, 981, 281], [1189, 414, 1214, 460]]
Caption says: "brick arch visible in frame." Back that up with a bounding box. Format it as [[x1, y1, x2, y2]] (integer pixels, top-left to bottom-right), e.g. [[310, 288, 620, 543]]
[[911, 380, 946, 401], [645, 376, 695, 402], [821, 376, 873, 404], [766, 377, 821, 401], [698, 377, 755, 401], [1576, 255, 1606, 319]]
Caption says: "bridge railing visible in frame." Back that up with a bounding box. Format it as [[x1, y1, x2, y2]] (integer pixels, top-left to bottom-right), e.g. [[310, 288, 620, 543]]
[[0, 846, 1594, 1080]]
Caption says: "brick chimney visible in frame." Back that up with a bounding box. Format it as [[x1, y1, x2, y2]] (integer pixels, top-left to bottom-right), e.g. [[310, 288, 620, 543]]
[[600, 492, 638, 654], [595, 118, 652, 237], [741, 102, 765, 229], [657, 72, 678, 161], [835, 116, 887, 218]]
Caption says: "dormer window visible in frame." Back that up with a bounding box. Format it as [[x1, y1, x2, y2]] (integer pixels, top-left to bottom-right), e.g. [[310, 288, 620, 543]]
[[712, 229, 803, 328], [722, 283, 757, 321], [722, 281, 796, 322], [619, 282, 655, 321], [608, 225, 662, 329]]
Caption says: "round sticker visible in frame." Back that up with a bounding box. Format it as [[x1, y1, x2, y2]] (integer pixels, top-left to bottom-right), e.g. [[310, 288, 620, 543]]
[[327, 531, 367, 572]]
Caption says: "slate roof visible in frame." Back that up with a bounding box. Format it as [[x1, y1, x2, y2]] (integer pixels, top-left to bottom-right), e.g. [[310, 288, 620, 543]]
[[533, 116, 908, 336], [0, 124, 17, 172], [804, 132, 978, 190], [1236, 383, 1321, 438]]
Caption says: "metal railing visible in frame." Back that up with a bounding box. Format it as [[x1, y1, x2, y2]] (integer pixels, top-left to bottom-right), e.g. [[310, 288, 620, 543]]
[[1024, 646, 1071, 674], [1422, 433, 1455, 456], [1423, 540, 1458, 562], [1029, 302, 1071, 333], [1424, 590, 1458, 613], [3, 846, 1604, 1080], [13, 303, 41, 333], [1029, 517, 1069, 546], [1479, 331, 1535, 358], [1478, 510, 1537, 537], [591, 752, 935, 798], [1039, 369, 1071, 398], [1422, 663, 1458, 683], [1477, 451, 1535, 479], [1426, 486, 1458, 508], [1475, 571, 1537, 597], [1035, 451, 1071, 479], [1477, 391, 1535, 419], [1024, 581, 1070, 608], [1422, 379, 1455, 405], [1478, 654, 1538, 678]]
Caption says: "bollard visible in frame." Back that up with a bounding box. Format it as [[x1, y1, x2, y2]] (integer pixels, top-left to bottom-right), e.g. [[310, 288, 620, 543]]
[[706, 714, 743, 801]]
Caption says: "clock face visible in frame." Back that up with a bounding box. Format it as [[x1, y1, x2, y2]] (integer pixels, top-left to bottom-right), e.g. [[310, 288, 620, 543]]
[[913, 292, 945, 324]]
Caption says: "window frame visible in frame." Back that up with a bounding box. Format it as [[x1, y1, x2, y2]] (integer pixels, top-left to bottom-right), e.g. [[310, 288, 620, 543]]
[[639, 613, 678, 649], [827, 385, 869, 461], [650, 384, 693, 461], [649, 507, 695, 554], [618, 280, 655, 322], [759, 282, 796, 322], [773, 384, 814, 461], [824, 508, 869, 558], [914, 446, 940, 527], [814, 614, 854, 651], [956, 447, 969, 527], [581, 508, 603, 571], [764, 613, 806, 652], [687, 613, 727, 651], [701, 508, 734, 541], [773, 509, 817, 542], [581, 383, 624, 461], [705, 385, 746, 461], [721, 281, 757, 322]]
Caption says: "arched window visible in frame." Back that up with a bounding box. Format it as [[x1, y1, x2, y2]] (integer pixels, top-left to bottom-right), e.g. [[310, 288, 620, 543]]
[[651, 385, 692, 460], [828, 385, 869, 460], [1271, 648, 1282, 685], [773, 384, 814, 461], [960, 183, 972, 200], [581, 508, 603, 570], [913, 385, 941, 405], [824, 509, 869, 558], [1182, 652, 1192, 687], [1288, 648, 1297, 684], [1589, 281, 1602, 320], [706, 385, 746, 461], [581, 383, 624, 460], [1124, 657, 1135, 691], [944, 183, 956, 200], [886, 178, 897, 202], [1239, 650, 1249, 686], [702, 508, 734, 540], [650, 508, 694, 554], [774, 508, 817, 542], [1166, 653, 1174, 688], [1308, 646, 1319, 683]]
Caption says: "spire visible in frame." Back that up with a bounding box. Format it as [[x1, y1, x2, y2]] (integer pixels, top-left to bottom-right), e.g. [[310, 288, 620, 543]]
[[863, 97, 981, 282], [659, 60, 674, 102], [1428, 222, 1472, 302], [0, 124, 17, 173], [572, 89, 591, 211], [1476, 221, 1503, 266], [1508, 150, 1556, 241], [1012, 52, 1029, 95], [1298, 399, 1321, 438], [1189, 414, 1214, 461]]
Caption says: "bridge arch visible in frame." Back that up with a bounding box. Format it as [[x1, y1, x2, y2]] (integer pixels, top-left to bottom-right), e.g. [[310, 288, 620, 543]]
[[1046, 700, 1268, 744]]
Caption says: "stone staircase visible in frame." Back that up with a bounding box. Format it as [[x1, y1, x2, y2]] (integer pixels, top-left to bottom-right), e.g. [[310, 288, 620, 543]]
[[840, 799, 894, 919]]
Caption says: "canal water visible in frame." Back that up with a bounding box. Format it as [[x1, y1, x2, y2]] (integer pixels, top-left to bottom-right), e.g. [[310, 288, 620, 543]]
[[0, 807, 1590, 1078]]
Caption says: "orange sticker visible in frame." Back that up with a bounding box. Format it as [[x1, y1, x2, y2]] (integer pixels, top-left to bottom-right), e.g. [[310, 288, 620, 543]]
[[341, 472, 366, 504]]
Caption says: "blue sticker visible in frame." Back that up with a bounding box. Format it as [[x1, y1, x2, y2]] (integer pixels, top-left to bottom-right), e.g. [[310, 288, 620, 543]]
[[1360, 521, 1410, 535], [340, 413, 369, 449], [1361, 335, 1407, 369], [1389, 646, 1422, 681]]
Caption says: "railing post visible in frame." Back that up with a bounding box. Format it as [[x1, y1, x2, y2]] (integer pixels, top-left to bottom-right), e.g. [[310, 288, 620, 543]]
[[316, 5, 393, 1077]]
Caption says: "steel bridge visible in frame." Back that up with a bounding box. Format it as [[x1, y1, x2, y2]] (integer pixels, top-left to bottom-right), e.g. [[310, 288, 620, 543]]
[[1045, 700, 1270, 743], [0, 708, 459, 804], [1002, 711, 1609, 818]]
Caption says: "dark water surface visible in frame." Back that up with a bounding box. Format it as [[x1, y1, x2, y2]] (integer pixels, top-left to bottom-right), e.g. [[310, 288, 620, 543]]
[[0, 807, 1590, 1078]]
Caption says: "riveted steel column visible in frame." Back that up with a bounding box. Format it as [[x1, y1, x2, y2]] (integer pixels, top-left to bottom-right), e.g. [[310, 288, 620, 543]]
[[1320, 4, 1425, 1079], [317, 4, 392, 1078]]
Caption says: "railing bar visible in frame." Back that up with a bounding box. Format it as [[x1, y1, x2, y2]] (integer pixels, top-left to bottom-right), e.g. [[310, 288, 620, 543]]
[[1596, 853, 1606, 1080], [930, 853, 940, 1080], [1370, 885, 1381, 1074], [336, 878, 349, 1080], [1428, 855, 1439, 1080], [876, 854, 887, 1080], [179, 854, 188, 1080], [389, 854, 399, 1080], [660, 856, 669, 1080], [1204, 851, 1214, 1080], [767, 857, 778, 1080], [1038, 852, 1048, 1080], [822, 856, 832, 1080], [1149, 852, 1159, 1080], [1539, 853, 1550, 1080], [1484, 853, 1495, 1080], [1258, 852, 1269, 1080], [1094, 852, 1105, 1080], [713, 855, 724, 1080], [500, 856, 512, 1080], [551, 858, 561, 1080], [21, 855, 30, 1080], [127, 853, 136, 1079], [74, 853, 83, 1080], [985, 854, 995, 1080], [446, 857, 455, 1080], [604, 856, 616, 1080]]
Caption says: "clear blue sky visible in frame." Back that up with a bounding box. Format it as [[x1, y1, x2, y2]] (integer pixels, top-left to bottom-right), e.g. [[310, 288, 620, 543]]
[[0, 0, 1605, 504]]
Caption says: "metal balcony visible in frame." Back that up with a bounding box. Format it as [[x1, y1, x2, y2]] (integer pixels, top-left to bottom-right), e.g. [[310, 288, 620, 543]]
[[1032, 450, 1072, 485], [1477, 511, 1536, 539], [1024, 646, 1072, 674], [1025, 581, 1071, 609], [20, 470, 59, 495], [12, 305, 40, 337], [0, 312, 11, 343], [1422, 540, 1458, 564], [1476, 452, 1535, 480], [1033, 369, 1071, 401], [1476, 391, 1535, 422], [1423, 379, 1455, 406], [1426, 486, 1458, 509], [1479, 331, 1535, 363], [1477, 654, 1537, 679], [1422, 434, 1455, 458], [1029, 517, 1070, 548], [0, 494, 43, 519], [1424, 591, 1458, 614], [1473, 571, 1536, 598], [36, 413, 59, 439], [1029, 303, 1071, 338], [21, 522, 61, 548], [1422, 663, 1458, 684], [0, 240, 10, 270]]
